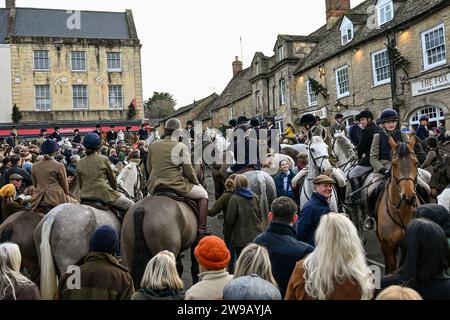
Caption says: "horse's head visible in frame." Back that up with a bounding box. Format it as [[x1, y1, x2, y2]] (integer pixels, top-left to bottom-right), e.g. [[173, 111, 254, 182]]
[[429, 164, 446, 198], [389, 136, 418, 206], [307, 136, 331, 174]]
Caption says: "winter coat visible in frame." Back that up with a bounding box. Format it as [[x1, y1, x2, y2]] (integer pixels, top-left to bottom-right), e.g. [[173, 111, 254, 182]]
[[147, 136, 199, 196], [76, 152, 122, 204], [73, 134, 82, 144], [185, 269, 233, 300], [416, 125, 429, 141], [285, 260, 363, 300], [284, 127, 296, 139], [381, 272, 450, 300], [50, 132, 62, 142], [349, 123, 361, 147], [1, 280, 41, 300], [296, 192, 331, 246], [107, 130, 117, 142], [58, 252, 134, 300], [225, 188, 262, 248], [124, 131, 133, 144], [131, 288, 184, 300], [5, 166, 32, 191], [117, 132, 125, 143], [254, 222, 314, 297], [357, 122, 380, 166], [274, 171, 295, 199], [208, 190, 233, 242], [138, 128, 148, 141], [370, 130, 406, 174], [30, 158, 78, 210]]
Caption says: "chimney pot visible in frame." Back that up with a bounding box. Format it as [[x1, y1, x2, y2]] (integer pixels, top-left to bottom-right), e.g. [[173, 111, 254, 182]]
[[325, 0, 351, 30], [5, 0, 15, 9]]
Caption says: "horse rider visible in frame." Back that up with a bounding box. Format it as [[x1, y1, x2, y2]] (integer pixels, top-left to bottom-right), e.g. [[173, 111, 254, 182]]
[[330, 113, 349, 138], [421, 137, 441, 174], [349, 115, 362, 147], [283, 123, 298, 145], [30, 139, 78, 212], [146, 118, 209, 240], [299, 113, 336, 166], [77, 133, 135, 217], [416, 115, 430, 142], [186, 120, 195, 143], [348, 110, 380, 202]]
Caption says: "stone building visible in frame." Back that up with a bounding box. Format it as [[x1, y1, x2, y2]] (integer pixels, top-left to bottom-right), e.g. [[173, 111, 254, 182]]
[[159, 93, 218, 131], [210, 58, 253, 127], [294, 0, 450, 130], [0, 0, 144, 136]]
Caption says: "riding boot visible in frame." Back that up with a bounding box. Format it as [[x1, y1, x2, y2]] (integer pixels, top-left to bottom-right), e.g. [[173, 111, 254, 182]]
[[197, 198, 210, 241], [365, 189, 377, 231], [349, 177, 361, 203]]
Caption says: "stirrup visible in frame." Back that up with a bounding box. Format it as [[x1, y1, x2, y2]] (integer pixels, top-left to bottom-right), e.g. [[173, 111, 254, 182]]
[[363, 217, 376, 232]]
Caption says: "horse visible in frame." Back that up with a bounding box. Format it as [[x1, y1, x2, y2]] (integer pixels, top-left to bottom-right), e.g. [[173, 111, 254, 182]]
[[376, 136, 419, 273], [117, 161, 145, 202], [332, 135, 368, 237], [0, 211, 44, 283], [262, 153, 296, 177], [300, 135, 340, 212], [280, 143, 308, 155], [35, 203, 121, 299]]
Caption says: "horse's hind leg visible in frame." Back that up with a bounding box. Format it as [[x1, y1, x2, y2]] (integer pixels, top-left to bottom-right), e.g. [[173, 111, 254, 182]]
[[190, 245, 199, 284], [176, 254, 183, 278]]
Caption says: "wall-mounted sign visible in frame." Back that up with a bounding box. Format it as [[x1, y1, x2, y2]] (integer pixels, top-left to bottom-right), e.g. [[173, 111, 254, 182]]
[[412, 72, 450, 97], [310, 106, 328, 119], [61, 77, 67, 83]]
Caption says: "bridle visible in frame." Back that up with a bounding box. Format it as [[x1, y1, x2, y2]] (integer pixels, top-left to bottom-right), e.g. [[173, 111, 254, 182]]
[[308, 141, 329, 173]]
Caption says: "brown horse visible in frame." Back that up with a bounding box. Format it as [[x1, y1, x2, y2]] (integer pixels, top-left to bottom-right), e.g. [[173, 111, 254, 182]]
[[120, 196, 198, 288], [0, 211, 44, 283], [376, 136, 419, 273]]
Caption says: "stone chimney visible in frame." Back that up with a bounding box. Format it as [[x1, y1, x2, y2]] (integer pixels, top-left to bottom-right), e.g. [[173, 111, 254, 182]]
[[232, 56, 242, 77], [326, 0, 351, 30], [5, 0, 15, 9]]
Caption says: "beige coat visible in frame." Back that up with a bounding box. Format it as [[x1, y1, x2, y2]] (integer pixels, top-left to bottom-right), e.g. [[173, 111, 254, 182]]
[[30, 158, 78, 210], [76, 152, 121, 203], [184, 269, 233, 300], [147, 136, 199, 195]]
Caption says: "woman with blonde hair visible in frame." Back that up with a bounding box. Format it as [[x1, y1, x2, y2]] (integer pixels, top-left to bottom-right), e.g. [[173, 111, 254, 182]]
[[131, 250, 184, 300], [0, 243, 40, 300], [233, 243, 278, 287], [376, 285, 422, 300], [286, 213, 374, 300]]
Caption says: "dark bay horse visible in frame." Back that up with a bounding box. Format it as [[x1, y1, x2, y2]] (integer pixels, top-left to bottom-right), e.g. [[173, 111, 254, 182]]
[[0, 211, 44, 283], [121, 196, 198, 288], [376, 136, 419, 273]]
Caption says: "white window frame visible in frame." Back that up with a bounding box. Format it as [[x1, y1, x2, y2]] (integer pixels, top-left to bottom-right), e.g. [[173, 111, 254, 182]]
[[410, 107, 444, 126], [335, 65, 350, 99], [35, 85, 51, 111], [307, 80, 318, 107], [229, 106, 234, 120], [255, 90, 261, 113], [72, 85, 89, 109], [109, 85, 123, 110], [371, 48, 391, 86], [340, 17, 354, 45], [421, 23, 447, 71], [279, 79, 287, 105], [278, 45, 284, 61], [107, 52, 122, 72], [33, 50, 50, 71], [71, 51, 87, 72], [377, 0, 394, 26]]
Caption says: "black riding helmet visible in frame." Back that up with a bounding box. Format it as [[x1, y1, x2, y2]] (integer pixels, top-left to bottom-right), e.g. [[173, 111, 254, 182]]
[[380, 108, 399, 123], [300, 114, 316, 126], [358, 110, 374, 120], [250, 118, 260, 127], [229, 119, 237, 127]]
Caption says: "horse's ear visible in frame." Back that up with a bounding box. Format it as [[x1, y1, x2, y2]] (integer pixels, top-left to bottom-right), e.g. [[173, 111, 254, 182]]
[[408, 135, 416, 151], [307, 130, 313, 142], [388, 137, 398, 151]]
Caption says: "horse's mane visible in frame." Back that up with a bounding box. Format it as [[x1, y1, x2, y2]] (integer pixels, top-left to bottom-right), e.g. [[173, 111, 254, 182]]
[[334, 135, 355, 159]]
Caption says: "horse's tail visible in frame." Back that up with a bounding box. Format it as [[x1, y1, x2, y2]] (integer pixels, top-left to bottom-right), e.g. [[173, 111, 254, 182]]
[[39, 214, 58, 300], [0, 228, 13, 243], [132, 207, 151, 289], [257, 172, 269, 229]]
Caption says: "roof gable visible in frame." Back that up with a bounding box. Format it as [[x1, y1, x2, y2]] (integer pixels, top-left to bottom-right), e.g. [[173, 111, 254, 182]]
[[13, 8, 131, 40]]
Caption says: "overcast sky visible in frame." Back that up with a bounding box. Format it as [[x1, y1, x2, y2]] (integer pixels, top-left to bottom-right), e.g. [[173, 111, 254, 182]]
[[14, 0, 365, 109]]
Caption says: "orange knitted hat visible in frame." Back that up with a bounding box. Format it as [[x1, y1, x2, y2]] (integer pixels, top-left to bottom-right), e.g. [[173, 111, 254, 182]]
[[194, 235, 231, 270]]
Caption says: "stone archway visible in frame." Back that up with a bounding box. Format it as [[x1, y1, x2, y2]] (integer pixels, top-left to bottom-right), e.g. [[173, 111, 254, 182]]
[[404, 98, 449, 126]]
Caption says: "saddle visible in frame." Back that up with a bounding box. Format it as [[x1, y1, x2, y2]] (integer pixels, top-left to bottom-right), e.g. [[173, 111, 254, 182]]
[[80, 199, 125, 222], [153, 186, 198, 215]]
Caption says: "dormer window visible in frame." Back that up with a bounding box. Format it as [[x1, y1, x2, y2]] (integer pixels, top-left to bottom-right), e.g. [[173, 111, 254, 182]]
[[277, 45, 285, 61], [340, 17, 353, 45], [377, 0, 394, 26]]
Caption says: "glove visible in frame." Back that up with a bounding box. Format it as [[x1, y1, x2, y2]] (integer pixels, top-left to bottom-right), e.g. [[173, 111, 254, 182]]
[[384, 170, 391, 178]]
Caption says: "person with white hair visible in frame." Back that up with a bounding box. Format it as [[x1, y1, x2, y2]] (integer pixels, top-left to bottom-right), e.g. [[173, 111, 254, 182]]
[[285, 213, 375, 300], [0, 243, 41, 300]]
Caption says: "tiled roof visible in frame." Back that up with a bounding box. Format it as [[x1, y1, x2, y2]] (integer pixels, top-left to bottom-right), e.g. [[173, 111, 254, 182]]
[[12, 8, 131, 39], [0, 9, 9, 43], [295, 0, 449, 74], [168, 93, 218, 119], [211, 67, 253, 111]]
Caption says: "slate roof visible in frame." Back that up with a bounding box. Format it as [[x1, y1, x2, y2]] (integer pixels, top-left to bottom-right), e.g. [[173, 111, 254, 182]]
[[295, 0, 449, 74], [278, 34, 321, 43], [167, 93, 218, 120], [0, 9, 9, 43], [12, 8, 131, 40], [211, 67, 253, 111]]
